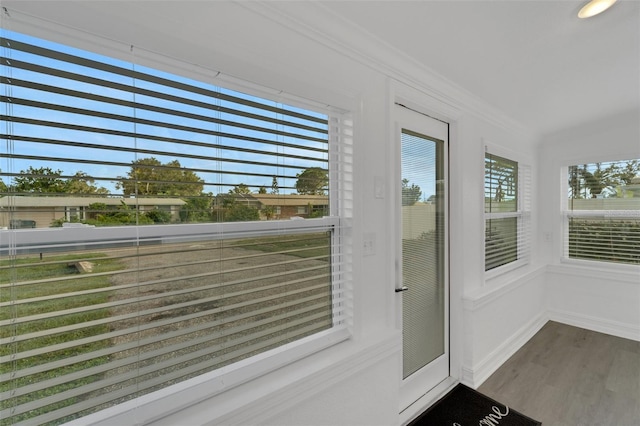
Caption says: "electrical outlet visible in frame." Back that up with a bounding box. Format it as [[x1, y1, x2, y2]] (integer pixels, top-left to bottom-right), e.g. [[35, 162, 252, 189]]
[[363, 232, 376, 256]]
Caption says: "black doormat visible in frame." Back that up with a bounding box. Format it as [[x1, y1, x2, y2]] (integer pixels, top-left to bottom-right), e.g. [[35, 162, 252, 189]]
[[408, 384, 542, 426]]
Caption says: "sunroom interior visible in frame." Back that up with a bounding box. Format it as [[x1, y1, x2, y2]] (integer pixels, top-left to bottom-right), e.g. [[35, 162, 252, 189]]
[[0, 1, 638, 425]]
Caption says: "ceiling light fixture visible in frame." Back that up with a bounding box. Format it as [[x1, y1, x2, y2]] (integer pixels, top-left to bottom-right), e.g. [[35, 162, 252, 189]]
[[578, 0, 617, 18]]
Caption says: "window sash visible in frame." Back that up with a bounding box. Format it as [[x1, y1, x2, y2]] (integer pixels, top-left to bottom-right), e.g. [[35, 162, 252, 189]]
[[0, 223, 344, 424], [564, 159, 640, 266], [485, 153, 518, 214], [565, 211, 640, 265], [485, 216, 518, 270], [484, 153, 530, 273]]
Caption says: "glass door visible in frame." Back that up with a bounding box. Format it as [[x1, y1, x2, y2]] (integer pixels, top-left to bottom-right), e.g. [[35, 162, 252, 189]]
[[396, 105, 449, 411]]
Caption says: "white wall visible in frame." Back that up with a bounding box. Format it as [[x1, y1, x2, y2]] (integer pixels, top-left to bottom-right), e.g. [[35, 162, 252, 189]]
[[1, 2, 566, 425], [539, 108, 640, 341], [456, 114, 547, 388]]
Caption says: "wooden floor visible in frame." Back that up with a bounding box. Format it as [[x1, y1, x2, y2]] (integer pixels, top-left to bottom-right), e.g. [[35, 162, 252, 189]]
[[478, 321, 640, 426]]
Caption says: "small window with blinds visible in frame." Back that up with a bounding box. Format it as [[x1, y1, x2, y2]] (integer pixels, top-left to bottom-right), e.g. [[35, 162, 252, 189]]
[[566, 159, 640, 265], [485, 152, 530, 272], [0, 29, 351, 424]]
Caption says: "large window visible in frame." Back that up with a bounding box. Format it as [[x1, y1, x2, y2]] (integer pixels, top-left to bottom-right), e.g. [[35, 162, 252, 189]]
[[0, 28, 351, 424], [484, 152, 530, 272], [566, 159, 640, 265]]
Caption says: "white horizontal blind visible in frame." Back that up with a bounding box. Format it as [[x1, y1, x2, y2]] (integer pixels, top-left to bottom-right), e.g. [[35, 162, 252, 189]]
[[0, 27, 351, 425], [485, 153, 530, 272], [566, 160, 640, 265], [400, 128, 446, 379]]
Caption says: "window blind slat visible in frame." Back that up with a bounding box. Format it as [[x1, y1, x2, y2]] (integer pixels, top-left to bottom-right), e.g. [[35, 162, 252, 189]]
[[1, 115, 327, 160], [0, 146, 320, 189], [1, 96, 328, 148], [2, 300, 331, 403], [568, 217, 640, 263], [3, 284, 332, 372], [1, 39, 328, 125], [1, 74, 328, 136], [1, 247, 331, 294], [1, 261, 331, 335], [21, 318, 331, 426], [2, 292, 334, 387], [3, 309, 332, 420]]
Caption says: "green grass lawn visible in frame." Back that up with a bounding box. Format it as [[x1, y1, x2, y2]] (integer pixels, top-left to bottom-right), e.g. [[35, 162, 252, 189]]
[[0, 234, 331, 424], [0, 253, 121, 425], [228, 232, 331, 260]]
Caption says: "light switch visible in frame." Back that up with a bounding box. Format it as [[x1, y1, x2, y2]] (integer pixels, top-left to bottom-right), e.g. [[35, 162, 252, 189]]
[[374, 176, 385, 199]]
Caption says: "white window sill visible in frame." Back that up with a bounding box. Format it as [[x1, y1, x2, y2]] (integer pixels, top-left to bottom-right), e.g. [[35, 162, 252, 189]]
[[550, 259, 640, 284], [65, 328, 401, 426], [484, 258, 530, 282]]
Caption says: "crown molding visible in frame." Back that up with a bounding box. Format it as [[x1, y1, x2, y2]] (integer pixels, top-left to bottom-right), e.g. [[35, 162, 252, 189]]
[[240, 1, 538, 141]]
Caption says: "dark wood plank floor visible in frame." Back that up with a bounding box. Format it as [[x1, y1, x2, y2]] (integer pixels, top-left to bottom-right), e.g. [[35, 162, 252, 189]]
[[478, 321, 640, 426]]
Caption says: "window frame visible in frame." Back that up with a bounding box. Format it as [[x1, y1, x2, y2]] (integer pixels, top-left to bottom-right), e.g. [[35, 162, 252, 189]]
[[484, 147, 531, 278], [0, 22, 354, 425], [561, 159, 640, 268]]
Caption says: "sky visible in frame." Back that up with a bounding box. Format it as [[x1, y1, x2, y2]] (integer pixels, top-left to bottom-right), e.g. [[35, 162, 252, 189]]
[[0, 29, 329, 197], [401, 132, 438, 203]]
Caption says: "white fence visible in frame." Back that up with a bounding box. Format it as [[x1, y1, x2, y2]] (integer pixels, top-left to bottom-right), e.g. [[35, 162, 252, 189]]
[[402, 203, 436, 239]]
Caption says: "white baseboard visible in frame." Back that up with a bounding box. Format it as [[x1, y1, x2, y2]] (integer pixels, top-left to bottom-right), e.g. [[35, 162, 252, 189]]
[[462, 309, 640, 390], [548, 309, 640, 342], [461, 312, 548, 388]]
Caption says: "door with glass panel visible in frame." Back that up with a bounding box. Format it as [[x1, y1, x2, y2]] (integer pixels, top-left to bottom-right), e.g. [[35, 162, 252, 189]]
[[396, 105, 449, 411]]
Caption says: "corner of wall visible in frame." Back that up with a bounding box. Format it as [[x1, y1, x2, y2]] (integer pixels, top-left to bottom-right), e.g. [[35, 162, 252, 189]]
[[460, 267, 548, 388]]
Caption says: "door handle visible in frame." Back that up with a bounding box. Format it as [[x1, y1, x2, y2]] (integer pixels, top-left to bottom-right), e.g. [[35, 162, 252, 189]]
[[395, 286, 408, 293]]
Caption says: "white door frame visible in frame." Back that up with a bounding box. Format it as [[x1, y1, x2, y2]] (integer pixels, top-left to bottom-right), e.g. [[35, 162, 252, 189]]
[[388, 79, 464, 422]]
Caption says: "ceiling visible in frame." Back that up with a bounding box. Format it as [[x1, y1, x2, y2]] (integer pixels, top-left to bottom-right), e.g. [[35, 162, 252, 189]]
[[317, 0, 639, 137], [3, 1, 639, 138]]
